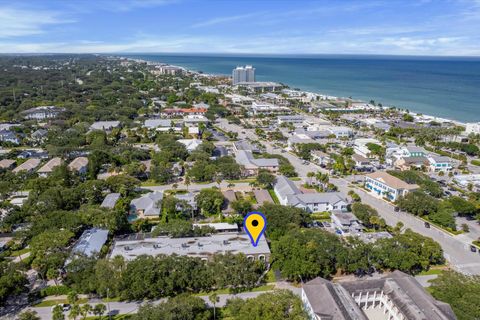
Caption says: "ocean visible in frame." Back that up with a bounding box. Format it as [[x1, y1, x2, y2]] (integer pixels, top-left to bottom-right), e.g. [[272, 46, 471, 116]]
[[127, 54, 480, 123]]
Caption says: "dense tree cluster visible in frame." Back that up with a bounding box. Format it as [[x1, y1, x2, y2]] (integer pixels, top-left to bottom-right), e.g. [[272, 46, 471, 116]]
[[65, 253, 265, 300], [430, 271, 480, 320], [272, 228, 444, 281]]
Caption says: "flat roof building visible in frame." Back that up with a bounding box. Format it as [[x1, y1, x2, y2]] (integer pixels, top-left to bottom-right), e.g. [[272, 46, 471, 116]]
[[110, 233, 270, 262]]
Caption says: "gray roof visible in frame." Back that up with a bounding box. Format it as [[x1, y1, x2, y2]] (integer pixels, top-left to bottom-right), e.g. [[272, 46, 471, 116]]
[[101, 193, 121, 209], [304, 271, 456, 320], [144, 119, 174, 128], [288, 192, 346, 207], [253, 189, 274, 205], [130, 192, 163, 216], [406, 145, 427, 153], [110, 233, 270, 261], [332, 211, 358, 225], [234, 140, 260, 153], [274, 175, 300, 199], [235, 150, 278, 169], [89, 121, 120, 131], [71, 228, 109, 257]]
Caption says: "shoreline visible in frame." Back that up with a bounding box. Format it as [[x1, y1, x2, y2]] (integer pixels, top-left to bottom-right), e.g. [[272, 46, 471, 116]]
[[123, 55, 468, 128]]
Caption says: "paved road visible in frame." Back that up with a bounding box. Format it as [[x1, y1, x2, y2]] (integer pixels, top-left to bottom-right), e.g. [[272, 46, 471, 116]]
[[332, 177, 480, 275], [24, 291, 275, 320], [217, 118, 480, 275]]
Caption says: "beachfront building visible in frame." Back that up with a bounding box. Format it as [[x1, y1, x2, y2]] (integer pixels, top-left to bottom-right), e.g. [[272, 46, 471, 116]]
[[232, 65, 255, 85], [249, 102, 289, 115], [364, 172, 418, 201], [109, 232, 270, 262], [301, 271, 456, 320], [465, 122, 480, 135], [155, 65, 184, 76]]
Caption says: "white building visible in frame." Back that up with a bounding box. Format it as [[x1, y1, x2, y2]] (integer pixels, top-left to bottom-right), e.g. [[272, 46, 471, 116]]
[[353, 138, 382, 159], [277, 115, 305, 125], [89, 121, 121, 131], [177, 139, 203, 152], [465, 122, 480, 135], [232, 65, 255, 85], [428, 155, 453, 172], [364, 172, 418, 201], [273, 176, 348, 213], [21, 106, 64, 120]]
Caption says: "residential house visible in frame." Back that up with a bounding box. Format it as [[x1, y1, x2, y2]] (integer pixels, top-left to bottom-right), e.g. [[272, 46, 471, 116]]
[[177, 139, 202, 152], [403, 145, 428, 157], [89, 121, 121, 132], [68, 157, 89, 175], [311, 151, 332, 167], [0, 130, 20, 145], [18, 149, 48, 159], [233, 140, 260, 153], [183, 115, 209, 126], [331, 211, 362, 234], [143, 119, 181, 132], [68, 228, 109, 262], [428, 155, 453, 172], [222, 190, 237, 213], [31, 129, 48, 143], [21, 106, 64, 120], [353, 138, 382, 159], [327, 126, 353, 138], [273, 176, 347, 212], [37, 157, 62, 177], [130, 192, 164, 218], [235, 150, 279, 176], [12, 158, 41, 174], [394, 156, 428, 171], [0, 159, 15, 170], [364, 171, 418, 201], [351, 154, 372, 171], [100, 193, 121, 209]]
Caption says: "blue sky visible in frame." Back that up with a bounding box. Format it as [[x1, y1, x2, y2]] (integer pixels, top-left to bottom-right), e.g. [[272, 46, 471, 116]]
[[0, 0, 479, 56]]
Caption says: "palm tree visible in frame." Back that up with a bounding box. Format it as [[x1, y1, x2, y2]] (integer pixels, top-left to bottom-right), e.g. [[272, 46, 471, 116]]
[[184, 175, 191, 190], [68, 304, 80, 320], [93, 304, 106, 320], [80, 304, 92, 320], [307, 171, 315, 186], [209, 293, 219, 320]]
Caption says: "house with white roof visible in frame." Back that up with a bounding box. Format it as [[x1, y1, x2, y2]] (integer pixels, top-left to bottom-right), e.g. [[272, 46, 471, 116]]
[[177, 139, 203, 152], [143, 119, 182, 132], [0, 130, 20, 145], [353, 138, 382, 159]]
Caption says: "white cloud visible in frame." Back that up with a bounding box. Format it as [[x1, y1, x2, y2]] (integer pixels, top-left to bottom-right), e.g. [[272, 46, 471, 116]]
[[0, 7, 73, 38], [192, 12, 261, 28]]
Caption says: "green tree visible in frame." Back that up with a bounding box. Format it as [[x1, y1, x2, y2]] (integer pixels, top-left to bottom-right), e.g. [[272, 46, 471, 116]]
[[52, 305, 65, 320], [195, 188, 224, 216], [209, 293, 219, 320], [131, 295, 211, 320], [256, 169, 276, 188], [430, 271, 480, 320], [231, 199, 253, 216], [225, 290, 308, 320], [17, 310, 41, 320]]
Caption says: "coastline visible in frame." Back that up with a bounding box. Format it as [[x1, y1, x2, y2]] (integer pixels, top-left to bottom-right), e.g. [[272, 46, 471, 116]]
[[124, 55, 468, 128]]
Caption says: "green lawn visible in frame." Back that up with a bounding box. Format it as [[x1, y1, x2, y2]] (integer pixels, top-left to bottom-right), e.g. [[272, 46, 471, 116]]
[[140, 180, 158, 187], [267, 189, 280, 204], [9, 248, 30, 257], [34, 298, 88, 307], [265, 269, 276, 283], [418, 266, 446, 276]]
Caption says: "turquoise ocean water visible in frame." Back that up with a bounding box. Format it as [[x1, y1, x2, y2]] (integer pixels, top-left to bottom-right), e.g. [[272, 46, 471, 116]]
[[127, 54, 480, 122]]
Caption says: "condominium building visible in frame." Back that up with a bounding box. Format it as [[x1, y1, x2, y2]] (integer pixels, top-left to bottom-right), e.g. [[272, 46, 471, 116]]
[[364, 172, 418, 201], [232, 65, 255, 85]]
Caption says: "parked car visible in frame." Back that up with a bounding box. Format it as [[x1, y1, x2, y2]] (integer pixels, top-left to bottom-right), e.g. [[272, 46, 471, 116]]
[[394, 206, 400, 212], [52, 304, 71, 312], [424, 222, 431, 228], [470, 245, 477, 253]]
